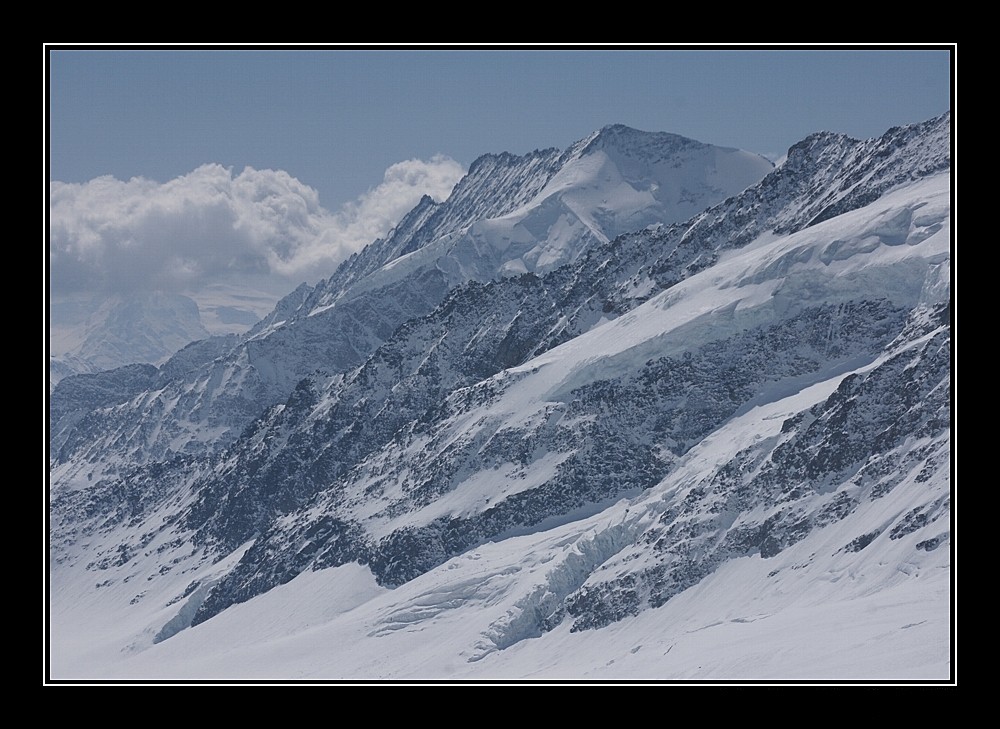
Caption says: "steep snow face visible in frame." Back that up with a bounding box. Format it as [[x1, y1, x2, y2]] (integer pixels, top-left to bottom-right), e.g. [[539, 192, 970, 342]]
[[575, 125, 774, 233], [294, 148, 572, 319], [377, 126, 774, 287], [296, 127, 772, 315]]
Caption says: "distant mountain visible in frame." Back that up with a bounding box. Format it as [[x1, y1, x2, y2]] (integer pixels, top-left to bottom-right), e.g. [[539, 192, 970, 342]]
[[48, 115, 951, 681], [49, 293, 208, 384], [48, 285, 278, 390]]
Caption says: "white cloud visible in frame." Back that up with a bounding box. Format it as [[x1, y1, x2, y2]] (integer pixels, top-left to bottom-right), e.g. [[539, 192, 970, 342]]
[[278, 155, 465, 277], [49, 156, 465, 296]]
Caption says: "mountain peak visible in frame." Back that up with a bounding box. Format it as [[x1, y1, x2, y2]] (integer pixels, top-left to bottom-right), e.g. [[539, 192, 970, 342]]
[[581, 124, 711, 161]]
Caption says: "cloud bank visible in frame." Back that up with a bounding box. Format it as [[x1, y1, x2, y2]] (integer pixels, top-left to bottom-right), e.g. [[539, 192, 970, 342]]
[[50, 156, 465, 296]]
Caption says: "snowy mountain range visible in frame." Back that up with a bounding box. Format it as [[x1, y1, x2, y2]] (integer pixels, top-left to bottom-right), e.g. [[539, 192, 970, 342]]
[[49, 285, 280, 389], [49, 292, 210, 385], [48, 116, 952, 681]]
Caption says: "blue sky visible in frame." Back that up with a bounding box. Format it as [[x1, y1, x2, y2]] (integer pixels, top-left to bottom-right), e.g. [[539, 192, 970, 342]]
[[47, 45, 953, 300], [49, 47, 951, 206]]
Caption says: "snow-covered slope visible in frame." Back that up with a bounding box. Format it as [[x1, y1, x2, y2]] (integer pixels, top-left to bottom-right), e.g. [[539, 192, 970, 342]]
[[48, 114, 952, 681]]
